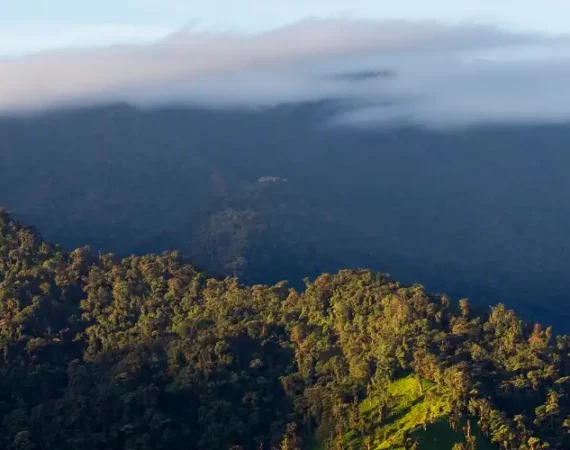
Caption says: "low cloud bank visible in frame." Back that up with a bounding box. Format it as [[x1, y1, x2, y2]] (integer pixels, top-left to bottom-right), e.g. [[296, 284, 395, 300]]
[[2, 19, 570, 128]]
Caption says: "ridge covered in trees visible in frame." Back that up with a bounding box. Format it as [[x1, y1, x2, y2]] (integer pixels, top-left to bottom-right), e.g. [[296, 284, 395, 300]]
[[1, 209, 569, 449]]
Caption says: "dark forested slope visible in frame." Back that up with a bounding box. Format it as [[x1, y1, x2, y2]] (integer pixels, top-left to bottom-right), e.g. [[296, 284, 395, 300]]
[[1, 211, 570, 449], [1, 104, 570, 329]]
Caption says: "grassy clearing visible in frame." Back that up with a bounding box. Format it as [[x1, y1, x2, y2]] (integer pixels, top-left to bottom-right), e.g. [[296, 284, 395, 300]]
[[312, 374, 496, 449], [362, 375, 451, 449]]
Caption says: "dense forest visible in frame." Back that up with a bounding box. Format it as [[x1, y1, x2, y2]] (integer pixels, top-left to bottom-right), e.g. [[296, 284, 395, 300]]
[[2, 104, 570, 331], [2, 210, 570, 449]]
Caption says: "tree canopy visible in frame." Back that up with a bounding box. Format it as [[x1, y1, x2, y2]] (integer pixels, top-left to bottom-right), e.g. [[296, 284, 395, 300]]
[[0, 210, 569, 449]]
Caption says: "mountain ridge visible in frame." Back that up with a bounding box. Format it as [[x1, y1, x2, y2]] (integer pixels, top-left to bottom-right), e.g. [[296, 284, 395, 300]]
[[0, 209, 567, 449]]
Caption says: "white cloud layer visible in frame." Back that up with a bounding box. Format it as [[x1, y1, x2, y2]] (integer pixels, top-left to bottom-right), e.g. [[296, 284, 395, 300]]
[[2, 19, 570, 128]]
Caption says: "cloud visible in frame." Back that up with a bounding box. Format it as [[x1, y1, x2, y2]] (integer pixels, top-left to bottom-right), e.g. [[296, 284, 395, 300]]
[[1, 19, 570, 128], [0, 24, 173, 58]]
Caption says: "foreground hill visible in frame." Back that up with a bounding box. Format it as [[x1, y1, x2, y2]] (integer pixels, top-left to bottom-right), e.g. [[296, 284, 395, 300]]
[[3, 104, 570, 329], [0, 210, 568, 449]]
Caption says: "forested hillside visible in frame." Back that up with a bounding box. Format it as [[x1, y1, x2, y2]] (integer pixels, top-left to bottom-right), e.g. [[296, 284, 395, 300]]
[[1, 210, 570, 449], [2, 104, 570, 330]]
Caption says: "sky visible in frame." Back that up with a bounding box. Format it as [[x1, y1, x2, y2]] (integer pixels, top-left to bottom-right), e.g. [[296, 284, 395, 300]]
[[2, 0, 570, 56], [2, 2, 570, 128]]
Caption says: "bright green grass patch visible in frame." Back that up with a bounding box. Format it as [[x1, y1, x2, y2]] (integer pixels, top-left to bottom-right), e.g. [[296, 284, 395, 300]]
[[368, 375, 451, 449], [313, 374, 496, 450]]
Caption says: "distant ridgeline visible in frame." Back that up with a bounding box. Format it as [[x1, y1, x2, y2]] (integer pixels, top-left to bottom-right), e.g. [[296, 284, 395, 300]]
[[4, 104, 570, 332], [1, 209, 569, 450]]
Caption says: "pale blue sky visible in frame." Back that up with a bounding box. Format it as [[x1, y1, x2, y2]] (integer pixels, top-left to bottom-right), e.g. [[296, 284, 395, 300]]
[[2, 0, 570, 56]]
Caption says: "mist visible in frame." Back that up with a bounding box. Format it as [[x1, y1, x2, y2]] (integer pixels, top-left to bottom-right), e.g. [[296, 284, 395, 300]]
[[2, 19, 570, 127]]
